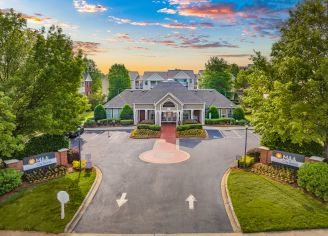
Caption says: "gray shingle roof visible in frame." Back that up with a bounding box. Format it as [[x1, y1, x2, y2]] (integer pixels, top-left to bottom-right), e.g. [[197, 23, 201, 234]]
[[104, 81, 235, 108], [167, 70, 196, 80], [143, 72, 168, 80], [129, 71, 140, 80]]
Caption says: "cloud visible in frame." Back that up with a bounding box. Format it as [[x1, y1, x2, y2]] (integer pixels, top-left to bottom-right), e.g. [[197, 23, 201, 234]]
[[158, 8, 177, 14], [108, 16, 214, 30], [168, 0, 209, 5], [109, 32, 238, 49], [123, 46, 149, 51], [73, 41, 106, 55], [215, 54, 251, 58], [73, 0, 107, 13], [0, 9, 79, 31]]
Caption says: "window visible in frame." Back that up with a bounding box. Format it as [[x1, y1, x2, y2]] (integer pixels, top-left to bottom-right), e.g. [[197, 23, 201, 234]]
[[183, 110, 191, 119], [163, 101, 175, 108], [112, 109, 121, 118], [106, 109, 113, 118]]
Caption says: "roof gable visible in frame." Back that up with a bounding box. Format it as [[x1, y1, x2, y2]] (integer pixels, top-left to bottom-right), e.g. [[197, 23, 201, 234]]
[[173, 71, 190, 79]]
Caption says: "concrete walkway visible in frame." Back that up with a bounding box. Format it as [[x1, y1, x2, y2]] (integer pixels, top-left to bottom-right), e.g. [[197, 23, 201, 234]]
[[139, 124, 190, 164]]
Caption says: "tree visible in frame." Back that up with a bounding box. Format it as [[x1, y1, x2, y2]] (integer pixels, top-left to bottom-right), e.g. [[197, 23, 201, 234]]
[[0, 10, 89, 138], [120, 104, 133, 120], [200, 57, 232, 97], [229, 63, 240, 78], [242, 0, 328, 157], [233, 107, 245, 120], [108, 64, 130, 100], [207, 105, 219, 119], [0, 93, 23, 159], [94, 104, 106, 121]]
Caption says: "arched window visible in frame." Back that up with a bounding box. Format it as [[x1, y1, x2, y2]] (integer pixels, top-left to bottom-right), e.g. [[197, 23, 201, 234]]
[[163, 101, 175, 108]]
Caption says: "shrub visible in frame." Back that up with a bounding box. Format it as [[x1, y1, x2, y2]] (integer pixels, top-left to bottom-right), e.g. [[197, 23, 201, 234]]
[[238, 155, 255, 168], [205, 117, 235, 125], [236, 119, 247, 125], [177, 129, 207, 138], [176, 124, 203, 131], [0, 159, 5, 169], [94, 104, 106, 121], [233, 107, 245, 120], [137, 124, 161, 131], [251, 163, 297, 184], [130, 129, 160, 138], [207, 105, 219, 119], [85, 118, 96, 126], [297, 162, 328, 201], [183, 119, 198, 124], [120, 104, 133, 120], [140, 119, 155, 124], [19, 134, 69, 160], [23, 165, 66, 184], [72, 160, 86, 170], [0, 169, 23, 195], [120, 119, 134, 126]]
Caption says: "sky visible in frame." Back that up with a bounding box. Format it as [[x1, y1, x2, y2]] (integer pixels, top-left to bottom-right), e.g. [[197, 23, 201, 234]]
[[0, 0, 301, 74]]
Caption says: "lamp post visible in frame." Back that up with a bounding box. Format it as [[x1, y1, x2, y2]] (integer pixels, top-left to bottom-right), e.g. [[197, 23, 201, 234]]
[[77, 126, 82, 174], [244, 125, 249, 169]]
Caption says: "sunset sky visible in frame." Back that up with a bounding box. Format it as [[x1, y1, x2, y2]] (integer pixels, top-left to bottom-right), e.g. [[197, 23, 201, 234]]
[[0, 0, 300, 74]]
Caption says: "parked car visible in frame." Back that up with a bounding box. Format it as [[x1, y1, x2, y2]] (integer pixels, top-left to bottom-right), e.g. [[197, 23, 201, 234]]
[[66, 127, 84, 139]]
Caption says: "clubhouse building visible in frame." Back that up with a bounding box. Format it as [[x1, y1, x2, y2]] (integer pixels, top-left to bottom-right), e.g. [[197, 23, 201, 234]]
[[104, 70, 236, 126]]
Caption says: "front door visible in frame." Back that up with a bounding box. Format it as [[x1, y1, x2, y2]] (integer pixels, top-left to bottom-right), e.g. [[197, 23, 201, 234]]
[[161, 112, 176, 123], [139, 110, 145, 122]]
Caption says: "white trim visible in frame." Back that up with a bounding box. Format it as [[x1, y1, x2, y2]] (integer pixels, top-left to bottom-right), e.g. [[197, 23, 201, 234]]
[[154, 92, 183, 106]]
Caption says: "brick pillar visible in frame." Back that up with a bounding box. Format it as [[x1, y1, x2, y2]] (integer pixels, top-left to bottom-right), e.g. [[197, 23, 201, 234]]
[[58, 148, 69, 167], [4, 159, 23, 171], [259, 146, 271, 164]]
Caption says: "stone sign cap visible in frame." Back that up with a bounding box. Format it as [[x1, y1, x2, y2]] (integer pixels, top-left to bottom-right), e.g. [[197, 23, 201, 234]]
[[58, 148, 69, 153], [4, 159, 20, 165]]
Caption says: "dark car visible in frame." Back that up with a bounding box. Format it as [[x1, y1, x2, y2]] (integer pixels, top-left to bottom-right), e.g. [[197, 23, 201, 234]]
[[66, 127, 84, 139]]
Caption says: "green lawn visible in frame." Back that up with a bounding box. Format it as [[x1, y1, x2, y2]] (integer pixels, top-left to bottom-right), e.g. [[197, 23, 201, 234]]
[[228, 169, 328, 233], [0, 171, 96, 233]]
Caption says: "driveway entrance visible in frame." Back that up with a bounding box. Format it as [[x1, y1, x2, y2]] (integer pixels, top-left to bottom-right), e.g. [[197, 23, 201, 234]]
[[75, 128, 260, 233]]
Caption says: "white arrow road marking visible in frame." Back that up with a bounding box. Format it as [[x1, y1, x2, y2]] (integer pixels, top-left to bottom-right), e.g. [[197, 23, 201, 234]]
[[116, 193, 128, 208], [186, 194, 197, 210]]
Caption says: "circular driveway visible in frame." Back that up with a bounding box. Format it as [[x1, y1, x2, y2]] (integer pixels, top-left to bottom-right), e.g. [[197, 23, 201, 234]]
[[74, 127, 260, 233]]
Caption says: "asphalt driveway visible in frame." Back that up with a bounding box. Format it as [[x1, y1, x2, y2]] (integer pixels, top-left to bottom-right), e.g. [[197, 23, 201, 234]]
[[74, 127, 260, 233]]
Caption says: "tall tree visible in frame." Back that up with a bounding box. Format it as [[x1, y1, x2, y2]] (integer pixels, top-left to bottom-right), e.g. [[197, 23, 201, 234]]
[[0, 10, 89, 139], [108, 64, 130, 100], [200, 57, 232, 97], [242, 0, 328, 157]]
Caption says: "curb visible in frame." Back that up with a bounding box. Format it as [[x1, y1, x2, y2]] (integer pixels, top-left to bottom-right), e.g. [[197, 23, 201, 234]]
[[221, 168, 241, 233], [64, 165, 103, 233]]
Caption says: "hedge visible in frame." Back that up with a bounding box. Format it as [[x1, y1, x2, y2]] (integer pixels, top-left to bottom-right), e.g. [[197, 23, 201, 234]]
[[120, 119, 134, 126], [0, 168, 23, 195], [176, 124, 203, 131], [182, 119, 198, 124], [85, 118, 96, 126], [137, 124, 161, 131], [19, 134, 69, 159], [205, 118, 235, 125], [297, 162, 328, 201], [236, 119, 248, 125], [232, 107, 245, 120], [208, 105, 219, 119], [97, 118, 120, 125]]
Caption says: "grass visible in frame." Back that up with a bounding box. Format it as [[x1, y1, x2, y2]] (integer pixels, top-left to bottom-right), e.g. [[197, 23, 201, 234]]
[[0, 171, 96, 233], [228, 169, 328, 233]]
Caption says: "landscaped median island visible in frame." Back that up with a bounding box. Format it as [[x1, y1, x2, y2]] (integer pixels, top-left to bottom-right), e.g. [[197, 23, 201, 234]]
[[0, 171, 96, 233], [227, 168, 328, 233], [130, 124, 161, 139], [176, 124, 207, 138]]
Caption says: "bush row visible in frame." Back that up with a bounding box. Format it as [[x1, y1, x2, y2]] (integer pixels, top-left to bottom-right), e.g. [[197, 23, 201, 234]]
[[298, 162, 328, 201], [177, 129, 207, 138], [176, 124, 203, 131], [205, 118, 236, 125], [182, 119, 198, 124], [23, 165, 66, 184], [251, 163, 297, 184], [137, 124, 161, 131], [85, 118, 133, 126], [0, 168, 23, 196], [130, 129, 160, 138]]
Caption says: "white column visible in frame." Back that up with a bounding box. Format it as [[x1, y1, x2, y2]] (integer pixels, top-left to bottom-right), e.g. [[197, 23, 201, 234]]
[[200, 109, 205, 125], [134, 110, 138, 125], [191, 109, 194, 119], [176, 112, 179, 126], [145, 110, 148, 120], [158, 111, 161, 126]]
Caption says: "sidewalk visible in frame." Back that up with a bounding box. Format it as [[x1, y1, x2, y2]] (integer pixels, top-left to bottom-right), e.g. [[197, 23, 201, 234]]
[[1, 229, 328, 236]]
